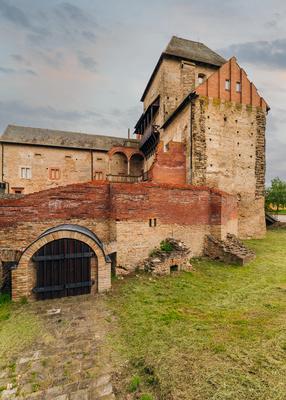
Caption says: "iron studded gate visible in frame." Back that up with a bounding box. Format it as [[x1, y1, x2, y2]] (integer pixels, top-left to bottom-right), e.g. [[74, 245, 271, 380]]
[[32, 238, 96, 300]]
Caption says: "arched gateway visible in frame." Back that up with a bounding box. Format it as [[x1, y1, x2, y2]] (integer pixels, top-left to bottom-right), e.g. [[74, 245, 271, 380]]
[[12, 224, 111, 301]]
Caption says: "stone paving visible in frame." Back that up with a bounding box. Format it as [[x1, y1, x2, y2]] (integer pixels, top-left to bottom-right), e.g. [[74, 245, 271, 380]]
[[0, 295, 115, 399]]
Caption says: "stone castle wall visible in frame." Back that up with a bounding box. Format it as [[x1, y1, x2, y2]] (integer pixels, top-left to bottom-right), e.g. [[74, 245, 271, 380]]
[[0, 181, 237, 263], [191, 96, 266, 238], [0, 143, 109, 194]]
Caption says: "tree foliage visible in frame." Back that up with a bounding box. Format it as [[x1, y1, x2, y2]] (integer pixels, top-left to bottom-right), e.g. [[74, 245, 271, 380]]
[[265, 177, 286, 213]]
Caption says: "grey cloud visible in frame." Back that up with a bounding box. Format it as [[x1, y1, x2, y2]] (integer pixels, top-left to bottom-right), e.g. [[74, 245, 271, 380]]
[[0, 100, 102, 132], [220, 38, 286, 69], [32, 49, 64, 69], [11, 54, 25, 63], [56, 2, 89, 24], [0, 0, 48, 39], [77, 52, 97, 72], [82, 30, 96, 42], [0, 66, 37, 76], [24, 69, 37, 76], [0, 67, 14, 74], [0, 0, 31, 28], [0, 100, 140, 138]]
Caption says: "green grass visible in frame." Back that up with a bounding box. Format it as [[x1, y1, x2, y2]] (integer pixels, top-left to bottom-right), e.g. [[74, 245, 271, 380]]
[[268, 209, 286, 215], [0, 295, 43, 364], [108, 229, 286, 399]]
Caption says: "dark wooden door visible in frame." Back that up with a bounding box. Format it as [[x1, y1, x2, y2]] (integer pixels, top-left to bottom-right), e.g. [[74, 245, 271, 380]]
[[1, 262, 13, 297], [33, 239, 95, 300]]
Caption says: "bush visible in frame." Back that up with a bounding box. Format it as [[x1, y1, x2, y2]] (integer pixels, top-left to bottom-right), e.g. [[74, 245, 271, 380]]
[[128, 375, 141, 392], [140, 395, 154, 400], [160, 240, 173, 253]]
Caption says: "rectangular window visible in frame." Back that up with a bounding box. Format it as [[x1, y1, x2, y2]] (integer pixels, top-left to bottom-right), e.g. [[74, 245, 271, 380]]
[[11, 187, 24, 194], [236, 82, 241, 92], [49, 168, 60, 180], [20, 167, 31, 179], [94, 171, 103, 180], [225, 79, 231, 91], [149, 218, 157, 227]]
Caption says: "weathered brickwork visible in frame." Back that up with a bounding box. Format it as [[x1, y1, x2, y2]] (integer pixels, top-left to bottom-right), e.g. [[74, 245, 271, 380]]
[[255, 110, 266, 197], [0, 128, 142, 194], [189, 96, 266, 238], [0, 181, 237, 298], [191, 99, 207, 185], [0, 143, 107, 194], [148, 141, 186, 185], [12, 229, 111, 301], [143, 57, 217, 126]]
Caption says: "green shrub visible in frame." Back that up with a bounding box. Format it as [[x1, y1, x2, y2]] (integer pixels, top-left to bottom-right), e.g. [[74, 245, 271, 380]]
[[128, 375, 141, 392], [160, 240, 173, 253], [139, 395, 154, 400], [0, 294, 11, 305]]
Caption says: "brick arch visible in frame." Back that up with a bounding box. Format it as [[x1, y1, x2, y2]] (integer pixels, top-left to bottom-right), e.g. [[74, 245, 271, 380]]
[[129, 152, 145, 176], [108, 146, 144, 161], [12, 229, 111, 301]]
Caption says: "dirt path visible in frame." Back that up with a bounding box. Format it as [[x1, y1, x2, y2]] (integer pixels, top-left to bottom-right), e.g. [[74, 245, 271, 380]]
[[0, 295, 115, 400], [277, 214, 286, 222]]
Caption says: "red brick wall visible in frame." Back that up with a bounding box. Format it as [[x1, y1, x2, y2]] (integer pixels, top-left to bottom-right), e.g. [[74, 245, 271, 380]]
[[196, 57, 268, 111], [0, 181, 237, 229], [0, 182, 110, 228], [148, 141, 186, 185]]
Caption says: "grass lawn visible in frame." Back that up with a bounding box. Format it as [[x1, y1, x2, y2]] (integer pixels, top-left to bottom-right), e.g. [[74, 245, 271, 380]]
[[0, 294, 43, 365], [108, 229, 286, 400], [269, 209, 286, 215]]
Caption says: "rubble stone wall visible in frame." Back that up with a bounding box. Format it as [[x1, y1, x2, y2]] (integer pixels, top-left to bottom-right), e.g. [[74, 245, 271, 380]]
[[191, 96, 266, 238]]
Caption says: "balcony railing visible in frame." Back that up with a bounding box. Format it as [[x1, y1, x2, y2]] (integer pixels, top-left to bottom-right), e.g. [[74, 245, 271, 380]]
[[106, 174, 143, 183]]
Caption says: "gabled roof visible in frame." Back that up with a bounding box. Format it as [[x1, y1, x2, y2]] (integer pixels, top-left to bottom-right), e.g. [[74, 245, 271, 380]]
[[162, 57, 270, 129], [165, 36, 226, 67], [141, 36, 226, 102], [0, 125, 139, 151]]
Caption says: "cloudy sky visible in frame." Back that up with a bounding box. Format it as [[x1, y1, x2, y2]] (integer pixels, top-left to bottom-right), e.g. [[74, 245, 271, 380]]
[[0, 0, 285, 184]]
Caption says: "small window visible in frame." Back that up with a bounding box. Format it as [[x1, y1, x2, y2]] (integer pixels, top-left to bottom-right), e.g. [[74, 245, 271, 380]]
[[94, 171, 103, 180], [198, 73, 206, 85], [65, 155, 72, 159], [34, 153, 41, 157], [20, 167, 31, 179], [97, 157, 103, 161], [164, 143, 170, 153], [49, 168, 60, 180], [12, 187, 24, 194], [149, 218, 157, 227], [225, 79, 231, 91], [236, 82, 241, 92]]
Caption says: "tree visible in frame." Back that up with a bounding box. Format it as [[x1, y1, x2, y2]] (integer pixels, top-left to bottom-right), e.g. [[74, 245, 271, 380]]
[[265, 177, 286, 213]]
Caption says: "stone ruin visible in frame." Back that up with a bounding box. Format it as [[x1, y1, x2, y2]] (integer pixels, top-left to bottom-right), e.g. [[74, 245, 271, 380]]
[[204, 233, 256, 266], [135, 238, 193, 275], [125, 234, 255, 277]]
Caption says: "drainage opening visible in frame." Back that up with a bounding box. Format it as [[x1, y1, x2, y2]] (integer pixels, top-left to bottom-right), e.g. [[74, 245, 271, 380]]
[[170, 265, 178, 273]]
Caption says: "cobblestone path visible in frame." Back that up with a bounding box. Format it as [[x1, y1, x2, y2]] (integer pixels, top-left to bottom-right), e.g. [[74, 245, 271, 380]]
[[0, 295, 115, 399]]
